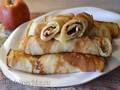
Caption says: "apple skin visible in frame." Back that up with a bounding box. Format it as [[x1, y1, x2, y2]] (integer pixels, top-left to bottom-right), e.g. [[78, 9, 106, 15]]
[[0, 0, 30, 30], [0, 7, 3, 21]]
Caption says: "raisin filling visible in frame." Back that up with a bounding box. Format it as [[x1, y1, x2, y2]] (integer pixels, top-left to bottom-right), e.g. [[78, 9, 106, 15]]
[[67, 22, 83, 37]]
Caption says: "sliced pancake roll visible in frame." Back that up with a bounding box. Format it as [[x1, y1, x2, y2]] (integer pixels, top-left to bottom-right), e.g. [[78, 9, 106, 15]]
[[56, 12, 93, 43], [19, 36, 112, 57], [40, 13, 74, 41], [7, 50, 105, 74]]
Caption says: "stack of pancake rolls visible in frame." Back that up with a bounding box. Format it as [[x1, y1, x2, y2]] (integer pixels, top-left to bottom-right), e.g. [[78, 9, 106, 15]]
[[7, 12, 120, 74]]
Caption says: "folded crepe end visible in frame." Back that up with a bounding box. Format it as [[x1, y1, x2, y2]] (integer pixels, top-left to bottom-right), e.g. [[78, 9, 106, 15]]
[[40, 21, 60, 41], [99, 38, 112, 57]]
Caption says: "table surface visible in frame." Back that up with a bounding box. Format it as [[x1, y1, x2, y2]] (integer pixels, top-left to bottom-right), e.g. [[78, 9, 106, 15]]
[[0, 13, 120, 90]]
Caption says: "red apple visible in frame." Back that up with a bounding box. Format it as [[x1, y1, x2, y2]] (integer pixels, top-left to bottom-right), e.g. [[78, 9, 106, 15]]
[[0, 0, 30, 30], [0, 6, 3, 21]]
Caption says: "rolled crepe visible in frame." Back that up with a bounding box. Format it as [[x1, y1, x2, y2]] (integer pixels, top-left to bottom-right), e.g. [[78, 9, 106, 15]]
[[88, 21, 120, 38], [19, 36, 112, 57], [40, 13, 74, 41], [7, 50, 105, 74], [85, 21, 112, 41], [56, 12, 93, 42]]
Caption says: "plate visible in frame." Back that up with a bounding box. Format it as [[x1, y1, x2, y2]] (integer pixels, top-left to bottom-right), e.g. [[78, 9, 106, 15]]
[[0, 7, 120, 87]]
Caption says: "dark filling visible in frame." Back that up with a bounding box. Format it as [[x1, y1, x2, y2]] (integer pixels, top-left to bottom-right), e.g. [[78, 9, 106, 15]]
[[67, 22, 83, 36], [44, 26, 56, 37], [67, 26, 76, 35]]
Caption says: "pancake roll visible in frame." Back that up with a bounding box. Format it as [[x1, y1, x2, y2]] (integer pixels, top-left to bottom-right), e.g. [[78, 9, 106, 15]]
[[19, 36, 112, 57], [56, 12, 93, 43], [40, 13, 74, 41], [7, 50, 105, 74]]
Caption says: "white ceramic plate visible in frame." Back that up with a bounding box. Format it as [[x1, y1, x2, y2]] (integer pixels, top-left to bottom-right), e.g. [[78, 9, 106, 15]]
[[0, 7, 120, 87]]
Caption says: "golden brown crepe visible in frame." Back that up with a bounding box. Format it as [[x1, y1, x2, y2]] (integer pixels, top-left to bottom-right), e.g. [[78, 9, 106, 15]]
[[24, 13, 120, 42], [7, 50, 105, 74], [40, 13, 74, 41], [85, 21, 112, 41], [19, 36, 112, 57], [95, 21, 120, 38], [56, 12, 93, 43], [85, 21, 120, 39]]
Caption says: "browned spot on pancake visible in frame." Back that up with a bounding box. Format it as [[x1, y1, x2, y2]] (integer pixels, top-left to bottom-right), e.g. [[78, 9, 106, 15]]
[[35, 36, 54, 54], [94, 57, 105, 71], [61, 53, 105, 72], [55, 54, 68, 74], [27, 55, 40, 74], [35, 23, 47, 36], [74, 37, 105, 56], [19, 36, 30, 51], [32, 58, 45, 74], [74, 37, 95, 52], [74, 38, 86, 52], [84, 55, 96, 71]]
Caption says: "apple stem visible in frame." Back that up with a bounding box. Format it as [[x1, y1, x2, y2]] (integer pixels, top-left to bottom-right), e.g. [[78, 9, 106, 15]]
[[8, 0, 14, 5]]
